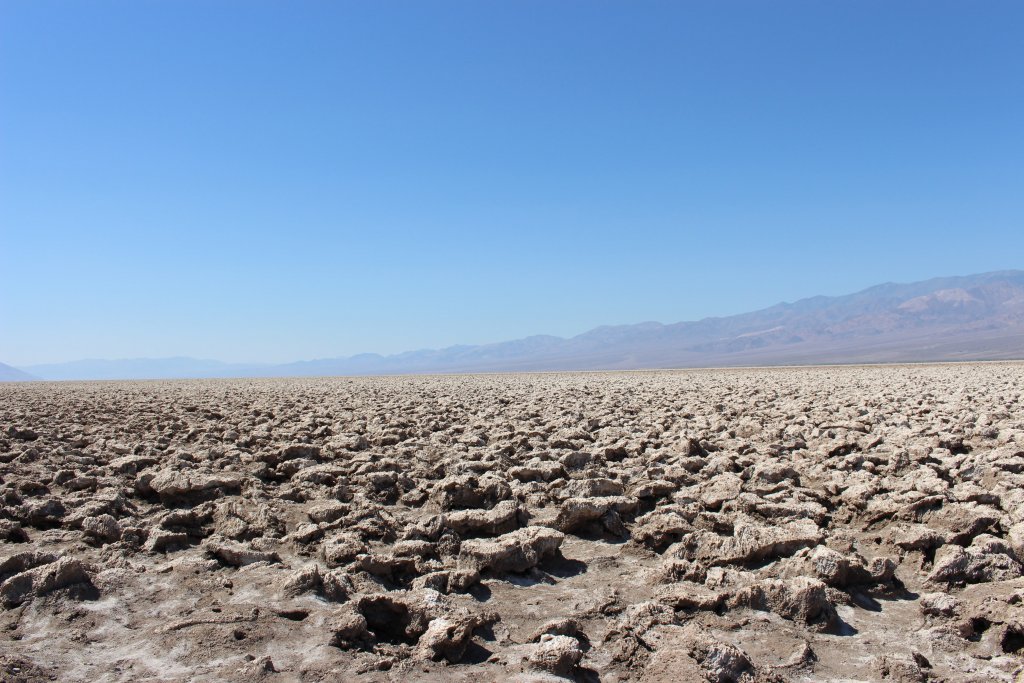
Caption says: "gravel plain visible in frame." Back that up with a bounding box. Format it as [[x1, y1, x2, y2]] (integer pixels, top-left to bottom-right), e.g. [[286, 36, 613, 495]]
[[2, 363, 1024, 682]]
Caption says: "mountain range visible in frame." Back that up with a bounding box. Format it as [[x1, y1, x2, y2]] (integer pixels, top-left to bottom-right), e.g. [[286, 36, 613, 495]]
[[0, 362, 36, 382], [6, 270, 1024, 381]]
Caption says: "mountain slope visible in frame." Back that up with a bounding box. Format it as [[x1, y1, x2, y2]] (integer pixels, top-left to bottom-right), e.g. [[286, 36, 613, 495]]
[[21, 357, 271, 382], [0, 362, 37, 382], [20, 270, 1024, 380], [270, 270, 1024, 374]]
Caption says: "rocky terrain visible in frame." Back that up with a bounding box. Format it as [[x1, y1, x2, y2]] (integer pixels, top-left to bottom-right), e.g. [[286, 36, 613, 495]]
[[1, 363, 1024, 682]]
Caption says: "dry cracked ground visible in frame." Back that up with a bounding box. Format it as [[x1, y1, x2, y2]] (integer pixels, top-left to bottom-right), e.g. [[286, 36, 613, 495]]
[[2, 364, 1024, 682]]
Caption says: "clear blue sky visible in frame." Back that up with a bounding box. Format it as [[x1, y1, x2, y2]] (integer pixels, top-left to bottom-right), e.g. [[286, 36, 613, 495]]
[[2, 1, 1022, 366]]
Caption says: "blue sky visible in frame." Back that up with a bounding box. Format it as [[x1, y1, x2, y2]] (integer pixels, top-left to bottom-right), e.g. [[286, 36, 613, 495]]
[[1, 1, 1022, 365]]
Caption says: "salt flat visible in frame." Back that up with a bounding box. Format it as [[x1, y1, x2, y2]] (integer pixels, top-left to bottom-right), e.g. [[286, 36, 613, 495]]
[[2, 364, 1023, 682]]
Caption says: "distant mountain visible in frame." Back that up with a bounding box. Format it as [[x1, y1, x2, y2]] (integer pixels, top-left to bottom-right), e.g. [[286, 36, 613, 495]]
[[19, 270, 1024, 380], [21, 357, 272, 381], [0, 362, 37, 382]]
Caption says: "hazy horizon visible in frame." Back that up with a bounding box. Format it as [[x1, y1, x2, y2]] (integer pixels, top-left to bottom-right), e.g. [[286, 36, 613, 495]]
[[6, 268, 1021, 381], [3, 2, 1023, 366], [10, 269, 1022, 368], [9, 269, 1015, 367]]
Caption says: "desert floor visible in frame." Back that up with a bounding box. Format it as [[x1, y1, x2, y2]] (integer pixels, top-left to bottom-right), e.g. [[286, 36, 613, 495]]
[[2, 363, 1024, 682]]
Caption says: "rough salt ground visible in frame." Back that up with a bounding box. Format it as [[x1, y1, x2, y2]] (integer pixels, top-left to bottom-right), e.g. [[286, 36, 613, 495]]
[[1, 363, 1023, 681]]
